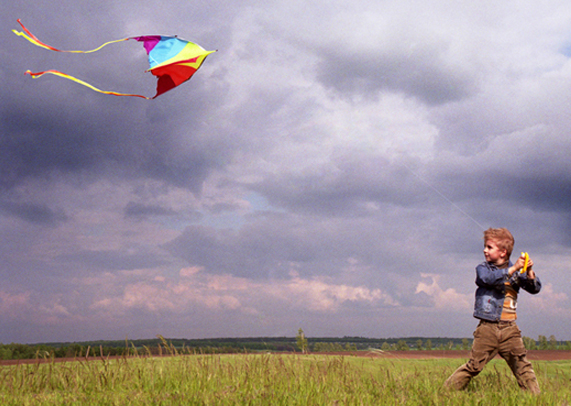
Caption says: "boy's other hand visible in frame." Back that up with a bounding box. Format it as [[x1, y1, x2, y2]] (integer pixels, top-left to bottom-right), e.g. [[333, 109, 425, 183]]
[[527, 257, 535, 279]]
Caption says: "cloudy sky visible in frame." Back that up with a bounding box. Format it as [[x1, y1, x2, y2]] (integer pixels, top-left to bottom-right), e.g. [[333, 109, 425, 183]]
[[2, 0, 571, 344]]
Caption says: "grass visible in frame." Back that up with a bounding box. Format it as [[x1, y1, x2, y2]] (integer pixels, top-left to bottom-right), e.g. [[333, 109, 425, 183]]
[[0, 353, 570, 405]]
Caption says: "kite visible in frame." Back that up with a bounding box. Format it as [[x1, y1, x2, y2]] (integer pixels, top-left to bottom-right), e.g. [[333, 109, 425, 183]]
[[12, 19, 216, 99]]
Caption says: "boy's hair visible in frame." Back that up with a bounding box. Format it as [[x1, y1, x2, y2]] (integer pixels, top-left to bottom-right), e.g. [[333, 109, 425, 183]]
[[483, 228, 514, 259]]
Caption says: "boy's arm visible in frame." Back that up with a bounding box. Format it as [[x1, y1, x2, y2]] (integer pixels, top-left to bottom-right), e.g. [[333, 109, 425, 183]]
[[522, 273, 541, 293], [518, 256, 542, 294], [475, 263, 510, 288]]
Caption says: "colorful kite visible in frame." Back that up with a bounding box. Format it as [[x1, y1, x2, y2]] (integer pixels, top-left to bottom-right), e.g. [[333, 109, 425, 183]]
[[12, 19, 216, 99]]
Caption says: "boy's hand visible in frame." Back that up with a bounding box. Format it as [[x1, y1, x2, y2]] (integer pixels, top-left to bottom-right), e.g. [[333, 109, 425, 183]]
[[514, 253, 535, 279], [513, 253, 527, 271], [510, 253, 534, 277]]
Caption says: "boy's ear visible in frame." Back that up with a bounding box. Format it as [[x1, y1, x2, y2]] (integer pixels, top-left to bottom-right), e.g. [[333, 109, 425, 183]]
[[500, 249, 508, 259]]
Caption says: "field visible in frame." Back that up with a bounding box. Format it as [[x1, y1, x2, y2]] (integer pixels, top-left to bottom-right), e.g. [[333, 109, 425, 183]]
[[1, 351, 570, 405]]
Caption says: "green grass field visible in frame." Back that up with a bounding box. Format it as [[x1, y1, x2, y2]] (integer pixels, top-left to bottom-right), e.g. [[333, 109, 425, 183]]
[[1, 353, 569, 405]]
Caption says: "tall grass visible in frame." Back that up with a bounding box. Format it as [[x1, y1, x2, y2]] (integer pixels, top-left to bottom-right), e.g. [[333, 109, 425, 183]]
[[0, 353, 569, 405]]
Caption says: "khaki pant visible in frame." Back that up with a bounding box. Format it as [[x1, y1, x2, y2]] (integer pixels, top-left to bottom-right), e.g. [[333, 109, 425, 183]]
[[444, 320, 540, 394]]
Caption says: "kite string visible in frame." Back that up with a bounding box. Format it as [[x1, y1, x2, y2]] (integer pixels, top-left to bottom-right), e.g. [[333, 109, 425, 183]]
[[403, 163, 486, 230]]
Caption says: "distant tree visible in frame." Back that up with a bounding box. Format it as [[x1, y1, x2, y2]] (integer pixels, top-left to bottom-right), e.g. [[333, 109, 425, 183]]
[[396, 340, 409, 351], [416, 339, 423, 350], [381, 342, 391, 351], [461, 338, 471, 351], [296, 328, 308, 353], [548, 335, 557, 350], [523, 337, 537, 350], [0, 347, 12, 360], [538, 335, 548, 350], [425, 339, 432, 351]]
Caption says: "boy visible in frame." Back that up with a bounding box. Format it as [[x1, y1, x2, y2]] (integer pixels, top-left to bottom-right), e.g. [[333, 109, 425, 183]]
[[444, 228, 541, 394]]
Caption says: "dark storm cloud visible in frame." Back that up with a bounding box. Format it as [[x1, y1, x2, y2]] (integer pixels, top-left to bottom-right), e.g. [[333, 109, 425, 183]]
[[0, 84, 223, 193], [0, 200, 67, 225], [163, 209, 427, 281], [315, 48, 476, 105], [163, 220, 321, 279], [428, 135, 571, 216], [512, 176, 571, 213], [248, 155, 423, 216], [446, 170, 571, 215], [124, 201, 178, 219], [1, 104, 105, 188], [58, 248, 170, 271]]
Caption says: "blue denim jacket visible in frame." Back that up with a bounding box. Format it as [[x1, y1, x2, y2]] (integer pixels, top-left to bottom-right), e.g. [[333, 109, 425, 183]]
[[473, 261, 541, 321]]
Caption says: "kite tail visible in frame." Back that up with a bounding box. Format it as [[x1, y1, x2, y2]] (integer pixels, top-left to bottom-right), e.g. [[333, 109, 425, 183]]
[[13, 19, 129, 53], [25, 70, 151, 99]]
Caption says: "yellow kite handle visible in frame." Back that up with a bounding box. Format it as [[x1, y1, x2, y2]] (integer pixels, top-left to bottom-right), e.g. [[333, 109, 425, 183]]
[[520, 252, 529, 274]]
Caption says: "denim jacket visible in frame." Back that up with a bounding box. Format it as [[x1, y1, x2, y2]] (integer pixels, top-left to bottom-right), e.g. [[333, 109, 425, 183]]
[[473, 261, 541, 321]]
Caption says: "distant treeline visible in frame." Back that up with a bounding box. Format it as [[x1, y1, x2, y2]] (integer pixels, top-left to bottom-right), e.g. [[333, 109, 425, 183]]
[[1, 335, 569, 361]]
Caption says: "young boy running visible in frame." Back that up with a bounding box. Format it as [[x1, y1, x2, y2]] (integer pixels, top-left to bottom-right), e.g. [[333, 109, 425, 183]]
[[444, 228, 541, 394]]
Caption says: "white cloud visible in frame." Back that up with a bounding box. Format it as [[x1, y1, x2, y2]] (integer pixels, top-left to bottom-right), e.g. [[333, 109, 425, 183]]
[[528, 283, 569, 313], [0, 291, 30, 317], [415, 273, 471, 311], [274, 273, 398, 312], [90, 267, 395, 316]]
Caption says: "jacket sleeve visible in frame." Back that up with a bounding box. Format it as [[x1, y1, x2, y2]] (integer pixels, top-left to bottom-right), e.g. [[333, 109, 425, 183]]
[[518, 273, 542, 294], [475, 263, 509, 290]]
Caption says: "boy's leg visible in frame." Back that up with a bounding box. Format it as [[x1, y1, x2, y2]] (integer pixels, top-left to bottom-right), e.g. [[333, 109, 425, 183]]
[[444, 321, 498, 390], [498, 323, 540, 394]]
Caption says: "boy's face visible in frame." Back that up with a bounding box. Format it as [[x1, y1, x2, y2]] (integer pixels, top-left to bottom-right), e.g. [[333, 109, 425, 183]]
[[483, 239, 507, 264]]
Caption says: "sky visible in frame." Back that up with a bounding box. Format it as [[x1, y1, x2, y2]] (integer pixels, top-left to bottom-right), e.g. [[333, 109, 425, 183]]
[[2, 0, 571, 344]]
